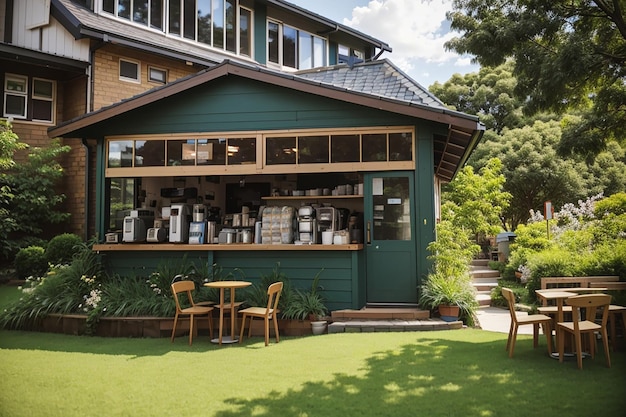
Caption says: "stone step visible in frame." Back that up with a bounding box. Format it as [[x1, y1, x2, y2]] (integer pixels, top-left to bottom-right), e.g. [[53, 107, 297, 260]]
[[470, 268, 501, 279], [476, 293, 492, 307], [471, 258, 490, 267], [473, 282, 499, 292], [332, 307, 430, 321], [328, 319, 463, 333]]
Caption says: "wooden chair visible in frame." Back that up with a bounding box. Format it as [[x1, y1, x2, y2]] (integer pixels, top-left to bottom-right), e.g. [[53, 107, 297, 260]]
[[558, 294, 611, 369], [239, 281, 283, 346], [502, 287, 553, 357], [171, 281, 214, 346]]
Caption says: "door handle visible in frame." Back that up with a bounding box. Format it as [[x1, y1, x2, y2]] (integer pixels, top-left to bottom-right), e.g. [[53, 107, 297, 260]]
[[366, 221, 371, 244]]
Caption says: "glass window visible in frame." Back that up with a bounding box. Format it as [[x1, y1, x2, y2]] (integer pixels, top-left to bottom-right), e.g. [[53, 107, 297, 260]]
[[213, 0, 224, 48], [197, 0, 211, 45], [119, 59, 140, 82], [362, 133, 387, 162], [266, 137, 296, 165], [239, 7, 251, 57], [109, 178, 136, 230], [4, 75, 28, 119], [103, 0, 115, 14], [108, 140, 133, 168], [183, 0, 196, 40], [227, 138, 256, 165], [133, 0, 148, 24], [168, 0, 180, 35], [331, 134, 360, 163], [148, 67, 167, 84], [372, 177, 411, 240], [313, 36, 326, 67], [150, 0, 163, 29], [389, 132, 412, 161], [225, 0, 236, 53], [135, 140, 165, 166], [267, 21, 279, 64], [283, 26, 297, 68], [118, 0, 130, 19], [298, 135, 328, 164], [298, 32, 312, 70]]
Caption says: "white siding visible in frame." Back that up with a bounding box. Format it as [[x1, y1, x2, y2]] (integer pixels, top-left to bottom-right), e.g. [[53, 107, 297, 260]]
[[12, 1, 90, 62]]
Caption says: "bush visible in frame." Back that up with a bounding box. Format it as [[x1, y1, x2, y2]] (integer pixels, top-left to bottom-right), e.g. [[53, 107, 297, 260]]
[[525, 249, 577, 303], [14, 246, 48, 279], [45, 233, 83, 265]]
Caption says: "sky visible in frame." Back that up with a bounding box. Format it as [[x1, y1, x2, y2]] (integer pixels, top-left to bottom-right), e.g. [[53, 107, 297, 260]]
[[287, 0, 480, 88]]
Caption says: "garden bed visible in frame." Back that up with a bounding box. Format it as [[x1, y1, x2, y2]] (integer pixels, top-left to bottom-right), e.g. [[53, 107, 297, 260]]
[[38, 314, 313, 338]]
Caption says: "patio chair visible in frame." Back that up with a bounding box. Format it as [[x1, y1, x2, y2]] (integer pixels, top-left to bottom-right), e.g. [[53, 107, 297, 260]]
[[501, 287, 554, 358], [239, 281, 283, 346], [558, 294, 611, 369], [171, 280, 214, 346]]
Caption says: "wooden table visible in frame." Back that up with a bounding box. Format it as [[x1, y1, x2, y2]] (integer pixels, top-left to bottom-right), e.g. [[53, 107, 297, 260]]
[[204, 281, 251, 345], [535, 290, 577, 359]]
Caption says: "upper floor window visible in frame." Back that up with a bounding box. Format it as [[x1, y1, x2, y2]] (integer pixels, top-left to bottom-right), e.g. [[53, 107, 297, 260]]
[[102, 0, 252, 57], [3, 74, 55, 123], [268, 20, 327, 70], [338, 44, 364, 66]]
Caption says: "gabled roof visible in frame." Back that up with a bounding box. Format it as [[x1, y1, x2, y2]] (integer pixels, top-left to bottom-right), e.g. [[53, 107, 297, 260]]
[[48, 59, 483, 182], [51, 0, 391, 68]]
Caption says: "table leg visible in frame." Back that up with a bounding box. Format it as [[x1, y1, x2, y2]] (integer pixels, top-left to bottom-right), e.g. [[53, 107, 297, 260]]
[[218, 288, 225, 345], [230, 287, 236, 341]]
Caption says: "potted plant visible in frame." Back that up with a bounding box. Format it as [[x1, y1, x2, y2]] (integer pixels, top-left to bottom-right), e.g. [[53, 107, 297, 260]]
[[419, 267, 478, 325], [282, 271, 328, 334]]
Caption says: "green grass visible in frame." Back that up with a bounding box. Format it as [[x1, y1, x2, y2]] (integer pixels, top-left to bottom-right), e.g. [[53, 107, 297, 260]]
[[1, 285, 626, 417]]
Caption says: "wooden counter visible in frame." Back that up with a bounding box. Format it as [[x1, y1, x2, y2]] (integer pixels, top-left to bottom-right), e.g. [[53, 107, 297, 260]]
[[93, 243, 364, 251]]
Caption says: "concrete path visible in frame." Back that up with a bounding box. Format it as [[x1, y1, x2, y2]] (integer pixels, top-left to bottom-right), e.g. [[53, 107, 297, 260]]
[[475, 306, 538, 335]]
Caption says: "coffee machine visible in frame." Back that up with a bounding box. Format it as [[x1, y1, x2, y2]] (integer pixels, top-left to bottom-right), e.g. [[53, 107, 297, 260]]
[[297, 205, 317, 244], [169, 203, 190, 243], [317, 206, 339, 234]]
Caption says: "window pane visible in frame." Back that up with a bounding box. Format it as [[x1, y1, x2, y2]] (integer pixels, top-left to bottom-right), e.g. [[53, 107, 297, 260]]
[[148, 67, 167, 83], [227, 138, 255, 165], [266, 137, 296, 165], [298, 135, 328, 164], [120, 60, 139, 80], [197, 0, 211, 45], [32, 99, 52, 121], [362, 133, 387, 161], [389, 132, 412, 161], [118, 0, 130, 19], [5, 95, 26, 117], [225, 0, 236, 52], [372, 177, 411, 240], [109, 178, 135, 230], [298, 32, 312, 70], [108, 141, 133, 168], [239, 8, 251, 56], [195, 139, 213, 165], [213, 0, 224, 48], [133, 0, 148, 24], [135, 140, 165, 166], [283, 26, 297, 68], [33, 79, 53, 98], [268, 21, 279, 64], [183, 0, 196, 39], [150, 0, 163, 29], [313, 37, 326, 67], [169, 0, 180, 35], [103, 0, 114, 14], [331, 134, 360, 163]]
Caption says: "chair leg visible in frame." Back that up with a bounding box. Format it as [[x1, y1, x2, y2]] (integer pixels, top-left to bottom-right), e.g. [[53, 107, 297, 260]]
[[273, 316, 280, 343], [506, 322, 514, 353], [600, 328, 611, 368], [188, 315, 194, 346], [542, 322, 553, 355], [248, 316, 254, 338], [208, 313, 213, 341], [171, 313, 179, 343], [532, 323, 539, 348], [264, 317, 269, 346], [509, 325, 518, 358], [239, 314, 247, 344], [574, 332, 583, 369]]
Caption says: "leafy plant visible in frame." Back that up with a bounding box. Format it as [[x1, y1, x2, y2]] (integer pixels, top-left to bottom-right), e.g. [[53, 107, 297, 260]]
[[282, 270, 327, 320], [45, 233, 83, 265], [14, 246, 48, 279], [419, 268, 477, 325]]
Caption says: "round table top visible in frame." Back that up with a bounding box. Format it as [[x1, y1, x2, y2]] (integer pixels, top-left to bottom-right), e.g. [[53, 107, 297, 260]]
[[204, 280, 251, 289]]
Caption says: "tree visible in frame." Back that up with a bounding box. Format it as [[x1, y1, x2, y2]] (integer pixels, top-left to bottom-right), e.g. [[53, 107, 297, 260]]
[[0, 122, 70, 260], [446, 0, 626, 155], [429, 62, 525, 133]]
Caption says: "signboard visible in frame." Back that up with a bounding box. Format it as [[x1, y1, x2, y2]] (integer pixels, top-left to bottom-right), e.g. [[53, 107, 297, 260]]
[[544, 201, 553, 220]]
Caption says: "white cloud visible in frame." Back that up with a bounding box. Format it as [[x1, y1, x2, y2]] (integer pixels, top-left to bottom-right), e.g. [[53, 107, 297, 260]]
[[343, 0, 471, 73]]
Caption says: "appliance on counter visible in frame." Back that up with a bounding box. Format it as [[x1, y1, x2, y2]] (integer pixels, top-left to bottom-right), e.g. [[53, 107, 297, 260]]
[[169, 204, 191, 243], [218, 228, 237, 244], [122, 216, 146, 243], [188, 221, 207, 244], [192, 204, 206, 222], [105, 232, 122, 243], [317, 206, 339, 234], [146, 227, 167, 243], [297, 205, 317, 244]]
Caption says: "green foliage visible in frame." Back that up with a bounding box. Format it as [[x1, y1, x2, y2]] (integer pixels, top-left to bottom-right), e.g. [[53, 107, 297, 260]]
[[14, 246, 48, 279], [524, 249, 578, 303], [594, 192, 626, 217], [419, 268, 477, 326], [282, 271, 327, 320], [0, 131, 71, 261], [447, 0, 626, 154], [427, 221, 479, 276], [0, 120, 27, 170], [243, 262, 294, 314], [45, 233, 83, 265]]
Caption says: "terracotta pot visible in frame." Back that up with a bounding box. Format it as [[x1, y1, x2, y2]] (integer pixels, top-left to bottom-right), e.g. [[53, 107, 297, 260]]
[[438, 304, 460, 322]]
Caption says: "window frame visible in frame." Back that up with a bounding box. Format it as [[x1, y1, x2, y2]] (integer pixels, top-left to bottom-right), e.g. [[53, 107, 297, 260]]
[[3, 74, 28, 120], [119, 58, 141, 83], [3, 74, 56, 123], [267, 19, 328, 70], [148, 66, 168, 84]]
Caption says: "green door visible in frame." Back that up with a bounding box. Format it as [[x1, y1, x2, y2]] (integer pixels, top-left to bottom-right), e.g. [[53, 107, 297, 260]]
[[364, 172, 417, 304]]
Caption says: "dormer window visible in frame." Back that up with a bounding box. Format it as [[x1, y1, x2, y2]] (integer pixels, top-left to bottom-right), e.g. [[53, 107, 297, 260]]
[[102, 0, 252, 57], [267, 20, 327, 70]]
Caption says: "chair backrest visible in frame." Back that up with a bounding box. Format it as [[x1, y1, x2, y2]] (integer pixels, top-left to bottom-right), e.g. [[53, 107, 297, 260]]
[[171, 280, 197, 313], [501, 287, 518, 323], [265, 281, 283, 317], [565, 294, 611, 330]]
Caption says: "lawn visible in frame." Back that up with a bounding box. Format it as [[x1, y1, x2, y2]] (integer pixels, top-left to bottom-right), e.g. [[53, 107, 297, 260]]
[[1, 286, 625, 417]]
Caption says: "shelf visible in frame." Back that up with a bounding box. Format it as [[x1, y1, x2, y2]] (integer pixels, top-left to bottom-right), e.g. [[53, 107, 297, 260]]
[[93, 243, 363, 251], [262, 195, 363, 200]]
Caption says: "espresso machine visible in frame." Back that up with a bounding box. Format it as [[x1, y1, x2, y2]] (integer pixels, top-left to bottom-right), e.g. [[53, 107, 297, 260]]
[[297, 205, 317, 244], [317, 206, 339, 234]]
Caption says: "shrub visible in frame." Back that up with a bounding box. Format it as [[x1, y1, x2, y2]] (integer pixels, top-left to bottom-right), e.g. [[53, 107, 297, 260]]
[[14, 246, 48, 279], [525, 249, 577, 302], [45, 233, 83, 265]]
